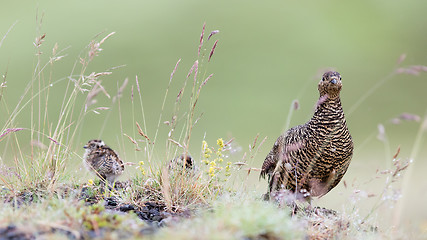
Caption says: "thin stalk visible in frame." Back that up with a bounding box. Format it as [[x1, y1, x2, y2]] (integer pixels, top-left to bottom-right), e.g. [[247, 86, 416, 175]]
[[392, 109, 427, 226]]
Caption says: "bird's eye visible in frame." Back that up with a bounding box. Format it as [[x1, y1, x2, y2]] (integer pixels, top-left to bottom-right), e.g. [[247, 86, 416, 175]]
[[322, 77, 325, 81], [340, 77, 342, 80]]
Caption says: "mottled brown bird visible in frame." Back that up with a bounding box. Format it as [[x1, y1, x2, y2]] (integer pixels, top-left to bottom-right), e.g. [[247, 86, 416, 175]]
[[169, 154, 194, 171], [260, 71, 353, 200], [168, 153, 197, 176], [83, 139, 124, 185]]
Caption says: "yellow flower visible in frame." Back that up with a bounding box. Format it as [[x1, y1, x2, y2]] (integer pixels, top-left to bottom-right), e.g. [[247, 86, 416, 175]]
[[210, 161, 216, 167], [225, 162, 232, 175], [217, 138, 224, 149], [202, 159, 209, 165], [88, 179, 94, 186], [136, 161, 146, 175], [208, 166, 215, 177], [204, 147, 213, 159], [218, 158, 223, 162]]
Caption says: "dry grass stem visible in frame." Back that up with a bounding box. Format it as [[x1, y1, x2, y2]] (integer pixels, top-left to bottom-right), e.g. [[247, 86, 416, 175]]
[[89, 32, 115, 61], [33, 33, 46, 48], [293, 100, 300, 110], [187, 61, 198, 78], [124, 133, 138, 145], [47, 137, 60, 145], [207, 30, 219, 41], [0, 21, 17, 48], [161, 168, 172, 212], [198, 23, 206, 57], [200, 73, 213, 88], [170, 59, 181, 83], [395, 65, 427, 75], [113, 78, 128, 103], [168, 138, 184, 149], [136, 121, 150, 142], [0, 128, 24, 140], [208, 40, 218, 62], [396, 53, 406, 65]]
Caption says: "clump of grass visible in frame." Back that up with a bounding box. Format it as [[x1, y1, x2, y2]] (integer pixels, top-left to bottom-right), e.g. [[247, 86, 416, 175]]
[[0, 12, 121, 194], [116, 22, 227, 213], [123, 138, 235, 213], [155, 193, 305, 240], [0, 195, 147, 239]]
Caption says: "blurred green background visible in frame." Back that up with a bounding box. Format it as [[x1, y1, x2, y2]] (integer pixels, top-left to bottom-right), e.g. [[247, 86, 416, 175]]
[[1, 0, 427, 235]]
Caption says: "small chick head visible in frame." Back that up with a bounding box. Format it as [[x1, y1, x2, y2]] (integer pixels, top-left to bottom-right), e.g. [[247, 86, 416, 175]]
[[318, 71, 342, 99], [181, 154, 194, 169], [83, 139, 105, 151], [169, 153, 194, 172]]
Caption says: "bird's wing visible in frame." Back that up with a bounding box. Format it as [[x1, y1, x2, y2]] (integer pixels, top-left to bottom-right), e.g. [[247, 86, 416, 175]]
[[260, 134, 285, 180], [326, 151, 353, 194], [106, 147, 125, 171]]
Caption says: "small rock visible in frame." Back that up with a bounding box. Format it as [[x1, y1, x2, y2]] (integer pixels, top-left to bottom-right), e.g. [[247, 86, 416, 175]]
[[120, 204, 136, 212], [105, 197, 118, 207]]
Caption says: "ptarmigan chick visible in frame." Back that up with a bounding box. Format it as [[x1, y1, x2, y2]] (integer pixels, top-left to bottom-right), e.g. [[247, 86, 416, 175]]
[[83, 139, 124, 185], [168, 154, 195, 174], [260, 71, 353, 201]]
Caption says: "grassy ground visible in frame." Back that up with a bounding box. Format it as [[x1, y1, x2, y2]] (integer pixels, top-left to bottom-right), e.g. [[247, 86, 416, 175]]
[[0, 21, 423, 239], [0, 165, 409, 239]]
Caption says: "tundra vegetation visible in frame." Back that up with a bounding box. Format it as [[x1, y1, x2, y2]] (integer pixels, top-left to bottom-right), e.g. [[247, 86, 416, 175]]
[[0, 21, 423, 239]]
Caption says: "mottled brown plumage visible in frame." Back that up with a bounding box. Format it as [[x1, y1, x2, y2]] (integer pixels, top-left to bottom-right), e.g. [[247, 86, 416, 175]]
[[83, 139, 124, 185], [260, 71, 353, 200], [169, 154, 195, 172]]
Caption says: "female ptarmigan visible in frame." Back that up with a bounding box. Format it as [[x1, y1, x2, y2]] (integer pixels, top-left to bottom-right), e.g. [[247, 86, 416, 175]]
[[83, 139, 124, 186], [260, 71, 353, 200]]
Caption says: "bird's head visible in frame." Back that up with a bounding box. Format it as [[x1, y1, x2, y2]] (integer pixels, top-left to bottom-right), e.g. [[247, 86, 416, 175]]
[[181, 154, 194, 169], [318, 71, 342, 99], [83, 139, 105, 151]]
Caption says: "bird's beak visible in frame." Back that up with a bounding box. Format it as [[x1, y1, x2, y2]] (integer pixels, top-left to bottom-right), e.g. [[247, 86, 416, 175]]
[[83, 145, 88, 149], [330, 78, 337, 84]]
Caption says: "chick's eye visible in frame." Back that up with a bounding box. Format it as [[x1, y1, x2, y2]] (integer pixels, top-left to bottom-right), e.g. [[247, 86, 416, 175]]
[[340, 77, 342, 80], [322, 77, 325, 81]]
